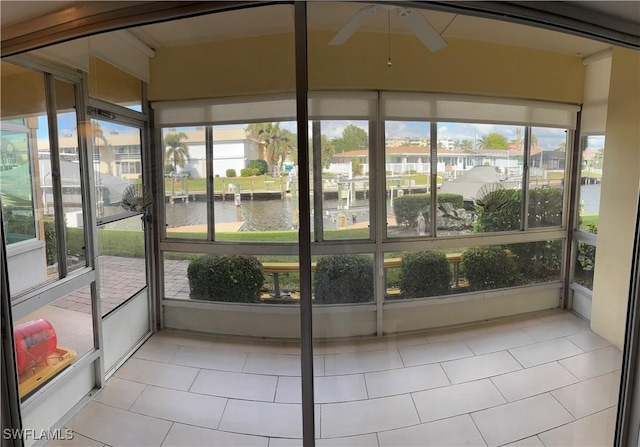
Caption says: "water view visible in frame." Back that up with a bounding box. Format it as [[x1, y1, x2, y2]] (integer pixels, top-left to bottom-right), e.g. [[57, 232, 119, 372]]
[[104, 184, 601, 232]]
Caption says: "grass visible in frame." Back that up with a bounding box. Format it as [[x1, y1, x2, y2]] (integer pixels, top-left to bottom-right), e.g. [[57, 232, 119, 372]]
[[580, 214, 599, 230], [165, 173, 439, 195]]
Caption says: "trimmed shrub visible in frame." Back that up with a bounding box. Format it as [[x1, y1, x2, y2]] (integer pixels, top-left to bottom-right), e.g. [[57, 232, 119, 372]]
[[225, 168, 237, 178], [187, 254, 264, 302], [241, 168, 259, 177], [393, 193, 464, 227], [461, 246, 519, 291], [248, 159, 269, 175], [314, 255, 373, 304], [399, 251, 452, 298]]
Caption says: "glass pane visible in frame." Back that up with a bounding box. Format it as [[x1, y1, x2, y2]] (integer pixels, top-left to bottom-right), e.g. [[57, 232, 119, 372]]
[[88, 57, 142, 111], [98, 215, 147, 316], [163, 127, 206, 239], [56, 80, 86, 272], [14, 285, 95, 399], [528, 127, 567, 228], [1, 129, 36, 242], [437, 123, 524, 235], [214, 123, 298, 242], [574, 240, 597, 291], [93, 120, 142, 219], [164, 251, 301, 304], [385, 121, 431, 238], [463, 241, 562, 290], [317, 120, 370, 240], [384, 250, 454, 300], [1, 63, 60, 295], [579, 135, 604, 230], [313, 253, 374, 304]]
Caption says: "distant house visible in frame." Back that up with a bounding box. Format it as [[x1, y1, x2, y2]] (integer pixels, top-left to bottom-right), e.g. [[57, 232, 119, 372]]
[[37, 126, 260, 179], [330, 145, 553, 177]]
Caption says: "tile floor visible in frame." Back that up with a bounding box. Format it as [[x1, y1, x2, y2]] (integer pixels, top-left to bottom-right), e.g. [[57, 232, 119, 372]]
[[56, 310, 622, 446]]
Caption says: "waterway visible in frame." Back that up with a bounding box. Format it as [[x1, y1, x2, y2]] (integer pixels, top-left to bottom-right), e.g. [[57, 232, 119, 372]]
[[105, 184, 602, 231]]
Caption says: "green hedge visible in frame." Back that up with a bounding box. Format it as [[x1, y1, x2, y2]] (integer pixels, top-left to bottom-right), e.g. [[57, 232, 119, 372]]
[[461, 246, 520, 291], [187, 254, 264, 302], [314, 255, 373, 304], [393, 193, 464, 227], [474, 187, 563, 280], [225, 169, 237, 178], [241, 168, 259, 177], [399, 251, 452, 298], [248, 159, 268, 175], [475, 187, 563, 232]]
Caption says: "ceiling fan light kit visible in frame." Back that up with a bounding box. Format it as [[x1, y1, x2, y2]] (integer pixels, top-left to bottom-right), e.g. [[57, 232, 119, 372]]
[[329, 4, 448, 56]]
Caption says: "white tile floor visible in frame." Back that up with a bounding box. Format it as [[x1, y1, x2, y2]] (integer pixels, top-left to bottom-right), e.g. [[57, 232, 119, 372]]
[[56, 310, 622, 446]]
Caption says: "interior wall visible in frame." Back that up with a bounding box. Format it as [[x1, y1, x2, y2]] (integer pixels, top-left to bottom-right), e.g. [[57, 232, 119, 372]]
[[148, 32, 585, 102], [591, 46, 640, 348], [1, 63, 49, 119]]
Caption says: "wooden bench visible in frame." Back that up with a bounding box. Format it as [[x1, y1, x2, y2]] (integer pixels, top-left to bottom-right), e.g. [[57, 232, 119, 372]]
[[261, 250, 515, 297]]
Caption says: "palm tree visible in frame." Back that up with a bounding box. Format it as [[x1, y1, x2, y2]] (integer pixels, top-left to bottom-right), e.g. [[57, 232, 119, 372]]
[[164, 132, 190, 174], [91, 122, 115, 175], [246, 123, 295, 175]]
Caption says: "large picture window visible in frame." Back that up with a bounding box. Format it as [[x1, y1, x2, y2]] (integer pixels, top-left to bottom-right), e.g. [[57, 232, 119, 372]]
[[156, 91, 577, 306]]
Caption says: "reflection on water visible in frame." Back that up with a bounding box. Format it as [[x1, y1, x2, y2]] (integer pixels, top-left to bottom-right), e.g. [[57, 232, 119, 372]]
[[106, 184, 602, 232]]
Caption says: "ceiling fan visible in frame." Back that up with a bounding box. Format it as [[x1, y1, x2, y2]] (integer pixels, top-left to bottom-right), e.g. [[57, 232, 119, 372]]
[[329, 5, 448, 52]]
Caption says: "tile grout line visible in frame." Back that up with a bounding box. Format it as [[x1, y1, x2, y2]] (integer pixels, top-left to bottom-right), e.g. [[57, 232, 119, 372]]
[[159, 421, 174, 446], [217, 398, 230, 430], [467, 412, 490, 447]]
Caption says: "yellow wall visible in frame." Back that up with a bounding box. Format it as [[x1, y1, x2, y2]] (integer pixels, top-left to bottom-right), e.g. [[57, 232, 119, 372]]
[[88, 57, 142, 107], [148, 32, 584, 102], [591, 47, 640, 348]]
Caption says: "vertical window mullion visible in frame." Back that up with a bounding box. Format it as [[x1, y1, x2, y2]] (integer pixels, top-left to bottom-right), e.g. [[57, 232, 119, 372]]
[[45, 73, 68, 278], [430, 122, 437, 237], [312, 121, 323, 242], [522, 126, 532, 231], [206, 126, 214, 241], [367, 119, 377, 242]]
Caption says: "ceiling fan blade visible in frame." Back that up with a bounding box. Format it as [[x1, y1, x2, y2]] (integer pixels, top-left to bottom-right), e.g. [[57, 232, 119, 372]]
[[329, 5, 378, 46], [397, 8, 447, 52]]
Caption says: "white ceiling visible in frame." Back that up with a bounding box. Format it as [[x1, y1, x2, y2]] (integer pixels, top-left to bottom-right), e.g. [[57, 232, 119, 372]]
[[124, 2, 611, 57], [2, 1, 634, 58]]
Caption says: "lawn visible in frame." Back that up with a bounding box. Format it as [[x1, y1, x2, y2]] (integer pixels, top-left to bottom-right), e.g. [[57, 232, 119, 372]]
[[165, 173, 438, 194], [580, 214, 599, 230]]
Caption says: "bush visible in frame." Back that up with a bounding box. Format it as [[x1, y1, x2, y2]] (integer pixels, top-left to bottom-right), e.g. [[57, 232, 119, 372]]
[[474, 187, 564, 280], [43, 218, 58, 265], [575, 223, 598, 288], [399, 251, 452, 298], [393, 193, 464, 227], [314, 255, 373, 304], [475, 187, 563, 232], [226, 169, 237, 178], [187, 254, 264, 302], [352, 158, 363, 175], [461, 246, 519, 291], [474, 188, 521, 232], [241, 168, 259, 177], [248, 159, 269, 175]]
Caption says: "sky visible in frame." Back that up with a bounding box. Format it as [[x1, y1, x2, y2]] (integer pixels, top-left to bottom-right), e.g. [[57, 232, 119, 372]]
[[42, 114, 604, 151]]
